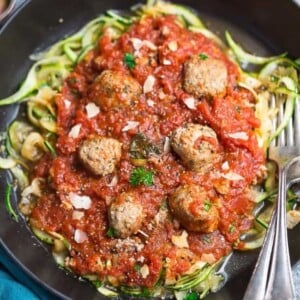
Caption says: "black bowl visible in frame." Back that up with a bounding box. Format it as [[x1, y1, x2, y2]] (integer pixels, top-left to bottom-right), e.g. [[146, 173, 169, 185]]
[[0, 0, 300, 299]]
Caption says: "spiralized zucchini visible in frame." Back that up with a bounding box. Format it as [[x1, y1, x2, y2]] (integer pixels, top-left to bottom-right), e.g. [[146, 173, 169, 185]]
[[0, 0, 300, 299]]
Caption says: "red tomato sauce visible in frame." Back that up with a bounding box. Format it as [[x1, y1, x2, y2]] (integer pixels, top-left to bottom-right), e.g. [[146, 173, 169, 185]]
[[31, 16, 265, 289]]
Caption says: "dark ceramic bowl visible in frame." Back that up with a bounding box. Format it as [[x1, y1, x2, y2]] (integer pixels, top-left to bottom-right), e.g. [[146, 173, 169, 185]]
[[0, 1, 300, 299]]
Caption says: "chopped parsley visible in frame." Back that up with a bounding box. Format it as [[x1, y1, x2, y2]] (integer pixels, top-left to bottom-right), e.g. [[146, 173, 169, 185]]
[[185, 291, 198, 300], [204, 200, 212, 212], [199, 53, 208, 60], [107, 226, 117, 238], [124, 53, 136, 69], [134, 264, 141, 272], [129, 167, 154, 186], [228, 224, 236, 233]]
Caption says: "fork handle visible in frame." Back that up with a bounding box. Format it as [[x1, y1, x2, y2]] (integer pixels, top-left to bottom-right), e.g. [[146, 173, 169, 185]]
[[264, 167, 295, 300], [243, 205, 276, 300]]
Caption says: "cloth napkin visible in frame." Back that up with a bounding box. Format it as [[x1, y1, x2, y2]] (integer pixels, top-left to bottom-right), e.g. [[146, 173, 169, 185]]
[[0, 245, 54, 300]]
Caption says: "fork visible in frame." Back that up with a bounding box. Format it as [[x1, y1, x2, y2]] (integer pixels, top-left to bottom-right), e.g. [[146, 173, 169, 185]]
[[243, 95, 300, 300]]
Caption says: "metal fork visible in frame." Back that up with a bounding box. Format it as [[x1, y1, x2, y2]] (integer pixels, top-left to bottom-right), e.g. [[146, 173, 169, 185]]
[[243, 95, 300, 300]]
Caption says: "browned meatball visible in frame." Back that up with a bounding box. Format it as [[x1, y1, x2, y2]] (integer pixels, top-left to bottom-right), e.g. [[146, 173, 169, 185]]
[[169, 184, 219, 233], [79, 136, 122, 176], [108, 192, 145, 238], [171, 123, 221, 173], [183, 55, 228, 98], [88, 70, 142, 111]]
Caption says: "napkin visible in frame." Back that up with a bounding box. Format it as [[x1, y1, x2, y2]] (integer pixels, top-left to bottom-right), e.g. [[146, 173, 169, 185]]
[[0, 245, 54, 300]]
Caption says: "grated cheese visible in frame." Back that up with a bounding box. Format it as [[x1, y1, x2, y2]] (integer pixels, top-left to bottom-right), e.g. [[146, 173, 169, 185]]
[[221, 161, 230, 170]]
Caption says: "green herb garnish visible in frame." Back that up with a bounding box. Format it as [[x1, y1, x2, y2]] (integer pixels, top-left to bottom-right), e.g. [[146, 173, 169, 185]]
[[129, 167, 154, 186], [228, 224, 236, 233], [199, 53, 208, 60], [124, 53, 136, 69], [107, 226, 117, 238], [134, 264, 141, 272], [204, 200, 211, 212], [5, 184, 18, 222], [185, 291, 198, 300]]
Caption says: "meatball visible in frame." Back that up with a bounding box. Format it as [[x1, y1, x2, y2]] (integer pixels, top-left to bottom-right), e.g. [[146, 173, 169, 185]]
[[88, 70, 142, 111], [183, 55, 228, 98], [169, 184, 219, 233], [79, 136, 122, 176], [108, 192, 145, 238], [171, 123, 221, 172]]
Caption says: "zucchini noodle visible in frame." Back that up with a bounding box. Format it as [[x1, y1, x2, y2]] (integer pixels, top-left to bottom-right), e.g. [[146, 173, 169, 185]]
[[0, 0, 300, 299]]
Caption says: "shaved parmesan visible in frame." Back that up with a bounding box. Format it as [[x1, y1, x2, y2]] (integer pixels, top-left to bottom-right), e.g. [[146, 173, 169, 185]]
[[163, 137, 171, 153], [172, 230, 189, 248], [74, 229, 88, 243], [85, 103, 100, 118], [72, 210, 84, 220], [168, 41, 178, 51], [221, 161, 230, 170], [131, 38, 157, 51], [143, 75, 156, 93], [221, 172, 244, 181], [108, 175, 118, 187], [228, 132, 248, 140], [201, 253, 216, 264], [185, 261, 206, 275], [131, 38, 143, 51], [68, 124, 81, 138], [183, 97, 196, 110], [147, 99, 155, 107], [163, 59, 171, 65], [122, 121, 139, 132], [140, 264, 150, 278], [287, 210, 300, 229], [64, 99, 71, 109], [69, 193, 92, 210], [143, 40, 157, 50]]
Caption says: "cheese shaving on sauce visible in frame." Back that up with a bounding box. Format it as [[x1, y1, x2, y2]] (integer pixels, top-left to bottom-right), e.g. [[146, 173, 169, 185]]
[[72, 210, 85, 220], [140, 264, 150, 278], [68, 124, 81, 138], [221, 172, 244, 181], [183, 97, 196, 110], [168, 41, 178, 51], [69, 192, 92, 210], [74, 229, 88, 243], [171, 230, 189, 248], [122, 121, 140, 132], [85, 103, 100, 118], [147, 99, 155, 107], [64, 99, 71, 109], [227, 132, 249, 140], [143, 75, 156, 93]]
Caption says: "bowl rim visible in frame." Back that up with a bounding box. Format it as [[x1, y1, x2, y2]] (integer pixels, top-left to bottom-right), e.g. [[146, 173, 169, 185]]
[[0, 0, 16, 22]]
